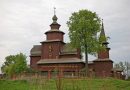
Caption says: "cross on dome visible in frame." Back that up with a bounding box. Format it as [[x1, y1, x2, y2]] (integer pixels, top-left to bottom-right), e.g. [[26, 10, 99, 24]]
[[54, 7, 56, 15]]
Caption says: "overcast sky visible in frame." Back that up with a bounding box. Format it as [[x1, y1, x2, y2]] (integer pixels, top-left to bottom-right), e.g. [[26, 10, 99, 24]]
[[0, 0, 130, 71]]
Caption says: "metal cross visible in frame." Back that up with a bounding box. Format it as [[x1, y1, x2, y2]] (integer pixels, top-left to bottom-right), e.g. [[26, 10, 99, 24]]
[[54, 7, 56, 15]]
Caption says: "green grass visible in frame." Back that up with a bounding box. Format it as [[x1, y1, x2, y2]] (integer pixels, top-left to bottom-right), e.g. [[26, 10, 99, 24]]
[[0, 80, 29, 90], [0, 78, 130, 90]]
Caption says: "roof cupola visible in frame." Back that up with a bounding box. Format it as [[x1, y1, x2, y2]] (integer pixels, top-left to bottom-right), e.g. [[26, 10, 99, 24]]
[[50, 7, 60, 29]]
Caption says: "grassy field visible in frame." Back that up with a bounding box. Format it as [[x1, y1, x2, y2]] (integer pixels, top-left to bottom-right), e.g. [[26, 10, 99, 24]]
[[0, 78, 130, 90]]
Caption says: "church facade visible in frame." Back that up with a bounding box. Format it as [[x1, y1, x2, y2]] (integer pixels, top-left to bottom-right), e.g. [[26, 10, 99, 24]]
[[30, 14, 122, 78]]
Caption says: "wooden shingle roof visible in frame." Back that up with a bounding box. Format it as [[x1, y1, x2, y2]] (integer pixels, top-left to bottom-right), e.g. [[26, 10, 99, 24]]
[[37, 58, 84, 64], [30, 45, 41, 56]]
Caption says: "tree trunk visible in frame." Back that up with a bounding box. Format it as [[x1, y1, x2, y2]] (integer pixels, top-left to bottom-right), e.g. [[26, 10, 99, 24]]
[[85, 47, 89, 77]]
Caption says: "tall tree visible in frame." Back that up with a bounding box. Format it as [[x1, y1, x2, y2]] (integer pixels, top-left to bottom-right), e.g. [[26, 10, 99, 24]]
[[67, 9, 102, 76], [1, 55, 16, 76], [1, 53, 27, 77]]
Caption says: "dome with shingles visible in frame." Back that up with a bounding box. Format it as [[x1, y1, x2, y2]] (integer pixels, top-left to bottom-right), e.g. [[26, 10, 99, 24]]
[[30, 45, 41, 56], [52, 15, 58, 23]]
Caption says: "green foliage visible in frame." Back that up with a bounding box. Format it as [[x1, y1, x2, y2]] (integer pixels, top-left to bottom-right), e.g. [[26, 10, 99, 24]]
[[1, 53, 27, 77], [67, 9, 101, 55], [62, 43, 77, 52], [67, 9, 103, 75], [14, 53, 27, 74]]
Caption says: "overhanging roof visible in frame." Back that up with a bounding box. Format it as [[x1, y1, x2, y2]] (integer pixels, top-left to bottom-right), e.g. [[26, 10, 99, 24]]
[[45, 29, 65, 34], [93, 58, 113, 62], [30, 45, 41, 56], [37, 58, 84, 64], [40, 39, 65, 44]]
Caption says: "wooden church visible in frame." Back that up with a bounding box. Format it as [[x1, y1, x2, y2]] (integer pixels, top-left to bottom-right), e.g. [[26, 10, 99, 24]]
[[30, 13, 122, 78]]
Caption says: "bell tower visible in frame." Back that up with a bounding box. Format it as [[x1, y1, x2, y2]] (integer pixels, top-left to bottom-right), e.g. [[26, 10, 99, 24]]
[[94, 20, 113, 77], [98, 20, 110, 59]]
